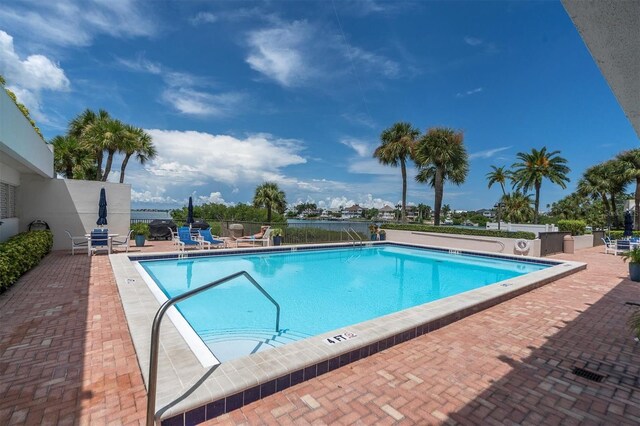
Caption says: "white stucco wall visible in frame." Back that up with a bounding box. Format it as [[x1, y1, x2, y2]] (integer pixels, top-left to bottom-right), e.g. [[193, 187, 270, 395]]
[[573, 234, 595, 250], [0, 89, 53, 178], [385, 229, 542, 257], [17, 177, 131, 251]]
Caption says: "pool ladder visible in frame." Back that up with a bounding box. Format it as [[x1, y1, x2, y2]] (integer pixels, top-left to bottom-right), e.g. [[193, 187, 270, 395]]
[[343, 227, 363, 247], [145, 271, 280, 426]]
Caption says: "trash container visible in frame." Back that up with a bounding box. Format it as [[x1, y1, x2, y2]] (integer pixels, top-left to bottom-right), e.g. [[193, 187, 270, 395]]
[[563, 234, 575, 254], [229, 224, 244, 238]]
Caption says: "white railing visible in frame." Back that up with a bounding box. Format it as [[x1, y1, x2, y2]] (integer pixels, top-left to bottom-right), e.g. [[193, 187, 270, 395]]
[[485, 222, 557, 236]]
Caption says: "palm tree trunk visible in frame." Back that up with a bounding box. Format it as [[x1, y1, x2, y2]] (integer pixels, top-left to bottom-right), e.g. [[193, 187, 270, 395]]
[[601, 193, 612, 228], [66, 164, 73, 179], [96, 151, 103, 181], [635, 177, 640, 230], [400, 158, 407, 223], [500, 182, 506, 196], [119, 153, 132, 183], [102, 149, 116, 182], [433, 168, 444, 226], [534, 181, 541, 224], [610, 192, 619, 228]]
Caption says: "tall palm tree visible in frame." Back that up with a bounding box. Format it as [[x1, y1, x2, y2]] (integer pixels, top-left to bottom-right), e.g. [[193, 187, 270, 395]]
[[51, 135, 83, 178], [617, 149, 640, 229], [70, 109, 111, 180], [414, 128, 469, 226], [83, 118, 127, 182], [602, 159, 630, 228], [253, 182, 287, 223], [511, 147, 570, 224], [119, 125, 156, 183], [577, 164, 612, 225], [501, 191, 534, 223], [486, 165, 510, 195], [373, 122, 420, 223]]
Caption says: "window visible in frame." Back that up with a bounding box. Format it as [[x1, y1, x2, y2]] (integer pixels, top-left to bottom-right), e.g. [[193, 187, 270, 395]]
[[0, 182, 17, 219]]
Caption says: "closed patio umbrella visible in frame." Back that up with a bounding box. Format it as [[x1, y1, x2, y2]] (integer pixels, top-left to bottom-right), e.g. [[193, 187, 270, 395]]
[[624, 210, 634, 237], [97, 188, 108, 226], [187, 196, 194, 226]]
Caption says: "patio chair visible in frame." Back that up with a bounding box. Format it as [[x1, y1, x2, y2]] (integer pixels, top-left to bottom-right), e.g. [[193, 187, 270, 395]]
[[65, 230, 88, 255], [111, 230, 133, 253], [198, 228, 226, 248], [602, 238, 618, 255], [615, 239, 631, 256], [177, 228, 206, 251], [234, 227, 272, 247], [169, 227, 179, 246], [88, 229, 110, 256]]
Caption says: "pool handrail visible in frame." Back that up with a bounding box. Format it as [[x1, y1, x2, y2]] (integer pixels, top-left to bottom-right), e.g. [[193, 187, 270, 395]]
[[146, 270, 280, 426], [343, 227, 363, 246]]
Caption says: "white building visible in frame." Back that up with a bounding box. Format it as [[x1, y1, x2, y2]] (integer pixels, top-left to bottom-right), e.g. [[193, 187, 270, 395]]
[[0, 89, 131, 249], [341, 204, 363, 219], [378, 205, 395, 221]]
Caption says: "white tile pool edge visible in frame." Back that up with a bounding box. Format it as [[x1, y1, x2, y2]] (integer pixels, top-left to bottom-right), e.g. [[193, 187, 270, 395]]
[[109, 242, 586, 422]]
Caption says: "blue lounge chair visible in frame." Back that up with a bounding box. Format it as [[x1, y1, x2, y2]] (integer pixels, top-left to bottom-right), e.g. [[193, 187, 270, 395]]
[[199, 229, 226, 248], [89, 228, 110, 256], [178, 228, 204, 251]]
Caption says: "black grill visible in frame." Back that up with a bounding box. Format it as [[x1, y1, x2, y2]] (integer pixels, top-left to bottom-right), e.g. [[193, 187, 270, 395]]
[[572, 367, 605, 383]]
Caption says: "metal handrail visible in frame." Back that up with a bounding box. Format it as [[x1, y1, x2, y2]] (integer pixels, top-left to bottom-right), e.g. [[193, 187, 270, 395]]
[[348, 227, 363, 243], [146, 270, 280, 426]]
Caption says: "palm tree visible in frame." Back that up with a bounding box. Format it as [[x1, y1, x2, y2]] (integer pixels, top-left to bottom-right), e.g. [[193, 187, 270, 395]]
[[253, 182, 287, 223], [511, 147, 570, 224], [486, 165, 510, 195], [70, 109, 111, 180], [374, 122, 420, 223], [414, 128, 469, 226], [577, 164, 611, 225], [51, 135, 82, 178], [602, 159, 630, 228], [501, 191, 534, 223], [417, 203, 426, 222], [617, 149, 640, 229], [119, 125, 156, 183]]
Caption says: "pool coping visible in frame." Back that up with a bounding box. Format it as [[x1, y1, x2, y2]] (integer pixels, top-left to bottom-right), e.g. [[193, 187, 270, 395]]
[[109, 241, 585, 425]]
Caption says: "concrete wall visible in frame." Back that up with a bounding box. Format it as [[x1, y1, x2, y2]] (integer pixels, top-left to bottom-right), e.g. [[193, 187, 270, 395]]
[[17, 177, 131, 251], [573, 234, 595, 251], [486, 222, 558, 236], [385, 229, 542, 257], [0, 160, 20, 242], [0, 89, 53, 178]]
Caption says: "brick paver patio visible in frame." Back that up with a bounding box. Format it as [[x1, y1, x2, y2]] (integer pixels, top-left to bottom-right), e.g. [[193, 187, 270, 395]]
[[1, 243, 639, 425]]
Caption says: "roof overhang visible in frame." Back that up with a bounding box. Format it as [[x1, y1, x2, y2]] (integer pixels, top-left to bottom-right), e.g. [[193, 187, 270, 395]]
[[562, 0, 640, 138]]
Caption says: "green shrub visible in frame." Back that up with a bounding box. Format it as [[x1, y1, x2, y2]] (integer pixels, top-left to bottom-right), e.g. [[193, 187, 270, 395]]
[[381, 223, 536, 240], [0, 230, 53, 292], [130, 222, 150, 238], [283, 227, 366, 244], [558, 220, 586, 236], [609, 230, 640, 240]]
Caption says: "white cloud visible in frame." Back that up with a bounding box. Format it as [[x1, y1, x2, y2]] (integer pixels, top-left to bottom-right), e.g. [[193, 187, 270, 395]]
[[469, 146, 512, 160], [117, 57, 161, 74], [455, 87, 483, 98], [0, 30, 70, 122], [340, 138, 372, 157], [190, 12, 218, 25], [143, 129, 307, 186], [131, 189, 178, 204], [341, 112, 376, 129], [0, 0, 156, 47], [463, 36, 498, 54], [464, 36, 483, 46], [315, 194, 395, 209], [245, 20, 400, 87], [348, 158, 399, 175], [197, 191, 231, 205]]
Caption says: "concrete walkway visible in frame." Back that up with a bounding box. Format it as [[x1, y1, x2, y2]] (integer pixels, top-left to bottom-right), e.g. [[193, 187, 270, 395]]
[[0, 244, 639, 425]]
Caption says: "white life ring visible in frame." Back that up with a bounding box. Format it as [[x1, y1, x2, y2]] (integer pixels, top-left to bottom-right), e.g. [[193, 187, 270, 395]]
[[514, 239, 531, 254]]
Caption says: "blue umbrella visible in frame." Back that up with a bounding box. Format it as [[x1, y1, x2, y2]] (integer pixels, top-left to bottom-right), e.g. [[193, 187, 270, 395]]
[[187, 196, 194, 225], [624, 210, 634, 237], [96, 187, 108, 226]]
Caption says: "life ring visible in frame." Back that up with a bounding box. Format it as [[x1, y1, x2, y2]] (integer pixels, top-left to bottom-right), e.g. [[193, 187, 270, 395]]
[[514, 239, 531, 254]]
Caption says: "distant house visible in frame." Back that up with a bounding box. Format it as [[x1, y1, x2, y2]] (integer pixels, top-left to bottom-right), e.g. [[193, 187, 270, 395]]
[[378, 205, 396, 221], [477, 209, 495, 218], [342, 204, 363, 219], [406, 206, 419, 222]]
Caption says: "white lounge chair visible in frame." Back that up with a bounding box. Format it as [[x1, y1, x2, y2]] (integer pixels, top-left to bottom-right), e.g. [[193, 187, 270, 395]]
[[65, 230, 88, 255], [111, 230, 133, 253], [233, 227, 272, 247]]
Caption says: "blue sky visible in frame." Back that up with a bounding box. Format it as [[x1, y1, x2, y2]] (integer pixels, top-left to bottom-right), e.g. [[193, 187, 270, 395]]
[[0, 0, 637, 211]]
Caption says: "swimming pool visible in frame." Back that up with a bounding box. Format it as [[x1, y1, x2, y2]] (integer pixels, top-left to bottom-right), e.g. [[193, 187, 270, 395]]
[[138, 244, 550, 363]]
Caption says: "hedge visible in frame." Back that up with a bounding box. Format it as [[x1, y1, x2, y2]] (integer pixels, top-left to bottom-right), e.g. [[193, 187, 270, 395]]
[[608, 230, 640, 240], [283, 227, 367, 244], [0, 230, 53, 292], [381, 224, 536, 240], [558, 220, 586, 236]]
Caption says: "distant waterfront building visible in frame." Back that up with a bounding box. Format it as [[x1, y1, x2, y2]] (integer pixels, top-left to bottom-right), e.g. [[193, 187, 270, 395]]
[[342, 204, 364, 219], [378, 205, 395, 221]]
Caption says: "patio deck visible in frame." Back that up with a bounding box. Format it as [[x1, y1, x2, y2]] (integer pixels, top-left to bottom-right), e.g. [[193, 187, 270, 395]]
[[0, 242, 638, 425]]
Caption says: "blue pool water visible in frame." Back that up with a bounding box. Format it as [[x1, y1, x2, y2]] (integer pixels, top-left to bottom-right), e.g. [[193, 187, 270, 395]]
[[139, 245, 549, 362]]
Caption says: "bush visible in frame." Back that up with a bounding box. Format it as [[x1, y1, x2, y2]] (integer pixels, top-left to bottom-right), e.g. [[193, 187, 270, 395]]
[[283, 227, 367, 244], [381, 223, 536, 240], [558, 220, 586, 236], [608, 230, 640, 240], [130, 222, 150, 238], [0, 230, 53, 292]]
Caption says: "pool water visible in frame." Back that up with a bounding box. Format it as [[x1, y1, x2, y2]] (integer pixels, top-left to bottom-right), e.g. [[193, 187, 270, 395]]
[[139, 245, 549, 362]]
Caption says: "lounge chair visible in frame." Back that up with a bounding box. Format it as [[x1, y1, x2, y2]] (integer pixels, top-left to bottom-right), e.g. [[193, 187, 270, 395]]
[[65, 230, 88, 255], [177, 228, 207, 251], [111, 230, 133, 253], [88, 228, 110, 256], [198, 229, 226, 248], [602, 238, 618, 255], [169, 227, 179, 247], [233, 226, 272, 247]]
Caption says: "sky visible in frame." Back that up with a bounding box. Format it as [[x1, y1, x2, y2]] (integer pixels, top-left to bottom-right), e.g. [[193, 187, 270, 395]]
[[0, 0, 637, 211]]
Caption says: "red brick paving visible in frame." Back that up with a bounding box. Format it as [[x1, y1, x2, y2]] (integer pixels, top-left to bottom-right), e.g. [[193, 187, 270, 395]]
[[1, 244, 639, 425]]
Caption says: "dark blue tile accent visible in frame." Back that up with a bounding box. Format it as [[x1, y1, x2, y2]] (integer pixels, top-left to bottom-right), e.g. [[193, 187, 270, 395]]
[[185, 405, 206, 426], [304, 365, 317, 380], [316, 360, 329, 375], [276, 374, 291, 391], [350, 349, 361, 363], [339, 353, 350, 367], [161, 414, 184, 426], [291, 369, 304, 386], [260, 380, 276, 398], [225, 392, 243, 413], [243, 385, 260, 405], [328, 356, 340, 371], [206, 399, 225, 419]]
